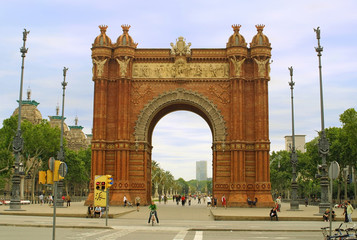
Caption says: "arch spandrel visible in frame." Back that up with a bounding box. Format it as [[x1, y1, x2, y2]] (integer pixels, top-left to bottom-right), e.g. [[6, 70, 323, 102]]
[[134, 88, 227, 143]]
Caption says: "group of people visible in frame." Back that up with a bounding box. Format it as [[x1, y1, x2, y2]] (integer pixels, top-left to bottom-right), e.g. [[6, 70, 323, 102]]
[[87, 204, 104, 218], [323, 200, 354, 223], [38, 193, 71, 207], [171, 194, 227, 208], [123, 195, 141, 212]]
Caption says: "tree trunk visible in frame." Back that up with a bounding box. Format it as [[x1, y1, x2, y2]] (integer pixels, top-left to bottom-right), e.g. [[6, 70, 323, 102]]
[[154, 183, 159, 198], [31, 176, 36, 203]]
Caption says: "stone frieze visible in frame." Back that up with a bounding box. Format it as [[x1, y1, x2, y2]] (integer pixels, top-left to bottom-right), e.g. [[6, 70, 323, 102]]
[[132, 62, 229, 79]]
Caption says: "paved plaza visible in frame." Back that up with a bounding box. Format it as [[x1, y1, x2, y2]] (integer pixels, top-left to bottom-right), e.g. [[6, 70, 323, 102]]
[[0, 200, 354, 240]]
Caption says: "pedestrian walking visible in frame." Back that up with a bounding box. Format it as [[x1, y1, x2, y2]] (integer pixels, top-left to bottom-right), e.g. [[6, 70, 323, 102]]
[[123, 195, 127, 207], [135, 196, 141, 212], [213, 196, 218, 209], [39, 194, 44, 205], [206, 195, 211, 208], [66, 195, 71, 207], [343, 200, 349, 222], [347, 201, 354, 223], [48, 195, 53, 206], [181, 195, 185, 206], [222, 194, 227, 209], [276, 196, 281, 212]]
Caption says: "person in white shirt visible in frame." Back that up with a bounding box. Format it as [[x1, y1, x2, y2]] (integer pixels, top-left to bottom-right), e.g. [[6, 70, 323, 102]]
[[123, 195, 127, 207], [206, 195, 212, 207], [39, 194, 44, 205]]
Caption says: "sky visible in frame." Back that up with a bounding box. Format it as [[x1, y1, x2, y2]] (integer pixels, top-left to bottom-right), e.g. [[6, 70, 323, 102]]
[[0, 0, 356, 181]]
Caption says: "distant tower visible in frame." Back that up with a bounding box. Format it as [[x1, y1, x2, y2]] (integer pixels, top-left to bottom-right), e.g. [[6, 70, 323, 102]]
[[196, 161, 207, 181], [67, 116, 88, 151]]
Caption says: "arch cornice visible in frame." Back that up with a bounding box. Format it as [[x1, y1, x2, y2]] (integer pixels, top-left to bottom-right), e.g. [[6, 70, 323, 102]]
[[134, 88, 227, 142]]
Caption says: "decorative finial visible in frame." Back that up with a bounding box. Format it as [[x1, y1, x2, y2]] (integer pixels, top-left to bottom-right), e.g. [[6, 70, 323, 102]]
[[255, 24, 265, 32], [288, 66, 293, 77], [232, 24, 241, 33], [288, 66, 295, 88], [75, 116, 78, 126], [22, 29, 30, 41], [27, 87, 31, 100], [121, 24, 131, 32], [56, 104, 59, 116], [63, 67, 69, 77], [99, 25, 108, 33], [314, 26, 321, 40]]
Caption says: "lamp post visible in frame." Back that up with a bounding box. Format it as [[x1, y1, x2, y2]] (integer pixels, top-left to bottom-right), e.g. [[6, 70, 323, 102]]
[[56, 67, 68, 207], [8, 29, 30, 211], [288, 66, 299, 210], [314, 27, 330, 214]]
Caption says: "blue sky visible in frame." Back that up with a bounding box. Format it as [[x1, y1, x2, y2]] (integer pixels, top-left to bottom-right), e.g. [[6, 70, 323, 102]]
[[1, 1, 356, 180]]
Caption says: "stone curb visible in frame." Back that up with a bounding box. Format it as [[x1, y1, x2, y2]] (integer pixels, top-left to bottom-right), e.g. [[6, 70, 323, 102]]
[[0, 223, 113, 229], [188, 228, 322, 232], [212, 215, 345, 221], [0, 209, 136, 218]]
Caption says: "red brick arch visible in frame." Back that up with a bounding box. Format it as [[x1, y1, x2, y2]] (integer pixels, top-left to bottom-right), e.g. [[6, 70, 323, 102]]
[[87, 25, 274, 207]]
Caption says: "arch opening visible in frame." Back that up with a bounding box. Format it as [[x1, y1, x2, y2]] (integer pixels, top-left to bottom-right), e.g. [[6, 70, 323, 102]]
[[134, 88, 227, 144], [151, 111, 213, 198]]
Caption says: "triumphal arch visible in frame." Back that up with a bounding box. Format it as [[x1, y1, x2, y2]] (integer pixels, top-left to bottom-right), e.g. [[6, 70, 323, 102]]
[[87, 24, 273, 206]]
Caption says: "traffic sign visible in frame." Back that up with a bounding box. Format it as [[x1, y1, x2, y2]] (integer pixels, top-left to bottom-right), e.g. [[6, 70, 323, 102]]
[[48, 157, 55, 171], [329, 161, 340, 180], [59, 162, 67, 178]]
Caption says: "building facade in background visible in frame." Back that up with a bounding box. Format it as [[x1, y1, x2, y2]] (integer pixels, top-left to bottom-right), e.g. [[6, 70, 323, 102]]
[[284, 135, 306, 153], [196, 161, 207, 181], [12, 89, 90, 151]]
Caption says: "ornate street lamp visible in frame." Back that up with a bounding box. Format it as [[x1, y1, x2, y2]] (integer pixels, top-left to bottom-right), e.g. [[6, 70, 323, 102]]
[[314, 27, 330, 214], [8, 29, 30, 211], [288, 66, 299, 210], [56, 67, 68, 207]]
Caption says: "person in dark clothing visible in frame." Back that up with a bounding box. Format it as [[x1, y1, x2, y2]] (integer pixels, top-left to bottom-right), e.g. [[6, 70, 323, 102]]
[[323, 209, 335, 222], [87, 204, 94, 218], [270, 207, 278, 221]]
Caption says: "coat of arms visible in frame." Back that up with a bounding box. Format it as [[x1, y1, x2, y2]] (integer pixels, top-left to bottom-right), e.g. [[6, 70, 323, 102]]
[[170, 37, 191, 56]]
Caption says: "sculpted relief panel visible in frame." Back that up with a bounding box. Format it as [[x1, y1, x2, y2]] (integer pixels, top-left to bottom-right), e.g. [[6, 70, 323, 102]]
[[132, 62, 229, 79]]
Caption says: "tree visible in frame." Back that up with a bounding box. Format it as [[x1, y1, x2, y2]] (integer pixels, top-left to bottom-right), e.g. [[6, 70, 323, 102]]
[[176, 178, 189, 195], [0, 116, 61, 201], [339, 108, 357, 200], [270, 151, 292, 199], [64, 147, 91, 196]]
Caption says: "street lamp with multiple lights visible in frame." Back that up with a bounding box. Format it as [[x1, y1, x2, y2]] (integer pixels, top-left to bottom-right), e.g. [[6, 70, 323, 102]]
[[56, 67, 69, 207], [314, 26, 330, 214], [8, 29, 30, 211], [288, 66, 299, 211]]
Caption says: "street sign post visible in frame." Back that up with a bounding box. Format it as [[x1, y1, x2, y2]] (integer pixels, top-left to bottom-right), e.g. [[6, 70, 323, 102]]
[[328, 161, 340, 237]]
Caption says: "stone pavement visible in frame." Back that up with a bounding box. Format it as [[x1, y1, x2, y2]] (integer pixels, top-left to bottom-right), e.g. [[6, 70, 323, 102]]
[[0, 200, 353, 231]]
